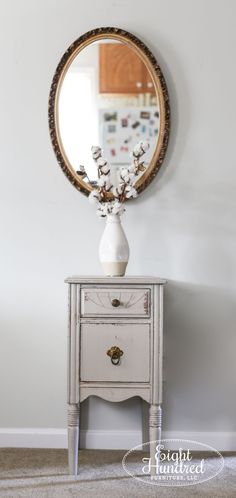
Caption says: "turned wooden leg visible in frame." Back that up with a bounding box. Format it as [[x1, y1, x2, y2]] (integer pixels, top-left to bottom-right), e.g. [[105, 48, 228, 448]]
[[149, 404, 162, 477], [68, 403, 79, 475]]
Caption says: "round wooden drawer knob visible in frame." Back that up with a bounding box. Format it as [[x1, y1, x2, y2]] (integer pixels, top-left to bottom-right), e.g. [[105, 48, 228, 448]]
[[111, 298, 120, 307]]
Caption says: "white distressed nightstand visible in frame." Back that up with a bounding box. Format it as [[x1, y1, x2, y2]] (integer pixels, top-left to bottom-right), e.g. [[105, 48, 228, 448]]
[[65, 276, 166, 475]]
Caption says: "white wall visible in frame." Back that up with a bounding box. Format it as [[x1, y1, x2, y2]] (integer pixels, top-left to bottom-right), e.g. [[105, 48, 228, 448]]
[[0, 0, 236, 448]]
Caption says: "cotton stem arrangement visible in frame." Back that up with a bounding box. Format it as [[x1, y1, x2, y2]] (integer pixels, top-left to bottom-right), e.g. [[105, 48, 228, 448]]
[[84, 140, 150, 217]]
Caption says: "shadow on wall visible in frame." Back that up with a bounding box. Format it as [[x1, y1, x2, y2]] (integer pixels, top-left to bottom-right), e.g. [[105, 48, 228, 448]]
[[79, 280, 236, 442], [142, 280, 236, 439], [133, 33, 191, 204]]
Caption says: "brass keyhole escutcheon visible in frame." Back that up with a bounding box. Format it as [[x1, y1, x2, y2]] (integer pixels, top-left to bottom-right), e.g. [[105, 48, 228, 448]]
[[111, 298, 121, 308], [107, 346, 124, 365]]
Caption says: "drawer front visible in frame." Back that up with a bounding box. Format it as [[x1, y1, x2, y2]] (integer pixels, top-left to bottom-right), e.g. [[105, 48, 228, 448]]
[[80, 323, 150, 382], [81, 288, 150, 317]]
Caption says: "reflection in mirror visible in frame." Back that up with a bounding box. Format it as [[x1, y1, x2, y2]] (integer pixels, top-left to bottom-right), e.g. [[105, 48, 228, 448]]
[[58, 39, 160, 188]]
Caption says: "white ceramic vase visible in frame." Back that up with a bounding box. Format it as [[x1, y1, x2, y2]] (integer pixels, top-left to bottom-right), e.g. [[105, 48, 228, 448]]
[[99, 214, 129, 277]]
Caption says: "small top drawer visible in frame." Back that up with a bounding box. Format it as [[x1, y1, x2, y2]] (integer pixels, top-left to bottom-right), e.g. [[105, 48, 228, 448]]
[[81, 287, 150, 317]]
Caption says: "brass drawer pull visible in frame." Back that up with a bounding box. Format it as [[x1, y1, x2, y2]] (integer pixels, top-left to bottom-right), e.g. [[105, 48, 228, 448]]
[[111, 298, 121, 307], [107, 346, 123, 365]]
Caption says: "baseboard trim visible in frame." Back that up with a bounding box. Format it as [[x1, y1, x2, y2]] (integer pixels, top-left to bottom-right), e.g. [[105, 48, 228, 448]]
[[0, 429, 235, 451], [0, 429, 141, 450], [163, 431, 236, 451]]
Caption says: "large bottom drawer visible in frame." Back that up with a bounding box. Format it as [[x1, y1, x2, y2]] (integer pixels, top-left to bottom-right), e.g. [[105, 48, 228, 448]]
[[80, 323, 150, 383]]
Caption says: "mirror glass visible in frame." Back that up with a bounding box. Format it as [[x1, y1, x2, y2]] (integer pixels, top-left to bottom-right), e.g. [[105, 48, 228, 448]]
[[57, 39, 160, 188]]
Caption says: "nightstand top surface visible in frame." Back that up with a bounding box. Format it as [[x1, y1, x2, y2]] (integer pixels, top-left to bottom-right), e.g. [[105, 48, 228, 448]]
[[65, 276, 166, 284]]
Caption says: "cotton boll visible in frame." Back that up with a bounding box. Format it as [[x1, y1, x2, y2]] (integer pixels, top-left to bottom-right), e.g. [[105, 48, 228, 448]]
[[78, 165, 85, 173], [91, 145, 102, 160], [111, 200, 126, 215], [96, 202, 109, 217], [96, 157, 111, 175], [125, 186, 138, 198], [97, 176, 106, 187], [88, 190, 100, 205], [112, 186, 119, 197], [112, 201, 122, 214], [132, 140, 150, 158], [97, 157, 106, 166], [133, 144, 141, 157], [96, 208, 105, 218], [100, 164, 110, 175], [104, 178, 112, 191], [76, 165, 87, 177], [128, 163, 136, 173], [128, 172, 135, 184], [120, 168, 130, 183], [91, 145, 101, 155], [141, 140, 150, 152]]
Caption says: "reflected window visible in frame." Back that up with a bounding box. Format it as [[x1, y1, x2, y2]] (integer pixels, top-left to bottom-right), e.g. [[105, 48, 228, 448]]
[[59, 67, 99, 179]]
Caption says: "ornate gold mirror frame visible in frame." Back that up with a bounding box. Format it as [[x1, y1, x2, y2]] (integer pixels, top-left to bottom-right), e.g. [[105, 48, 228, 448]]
[[48, 27, 170, 198]]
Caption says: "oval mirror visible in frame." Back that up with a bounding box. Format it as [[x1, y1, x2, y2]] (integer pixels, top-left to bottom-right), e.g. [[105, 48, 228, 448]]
[[49, 28, 170, 198]]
